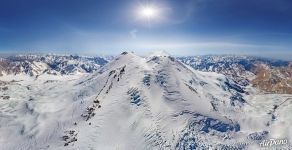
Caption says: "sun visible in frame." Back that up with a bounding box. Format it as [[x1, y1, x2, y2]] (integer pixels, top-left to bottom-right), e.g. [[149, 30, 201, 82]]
[[139, 6, 159, 20], [135, 3, 163, 26], [141, 6, 157, 18]]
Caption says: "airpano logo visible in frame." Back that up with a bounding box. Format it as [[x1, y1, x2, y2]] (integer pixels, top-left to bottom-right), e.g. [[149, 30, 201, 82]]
[[259, 139, 288, 147]]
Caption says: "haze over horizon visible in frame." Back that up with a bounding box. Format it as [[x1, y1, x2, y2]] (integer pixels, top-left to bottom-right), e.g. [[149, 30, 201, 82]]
[[0, 0, 292, 59]]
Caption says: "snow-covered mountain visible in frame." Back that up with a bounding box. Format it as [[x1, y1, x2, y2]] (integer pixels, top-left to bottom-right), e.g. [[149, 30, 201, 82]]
[[177, 55, 292, 94], [0, 54, 109, 76], [0, 52, 291, 150]]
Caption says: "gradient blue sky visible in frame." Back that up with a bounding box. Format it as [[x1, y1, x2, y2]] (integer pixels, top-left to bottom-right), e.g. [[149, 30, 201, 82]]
[[0, 0, 292, 58]]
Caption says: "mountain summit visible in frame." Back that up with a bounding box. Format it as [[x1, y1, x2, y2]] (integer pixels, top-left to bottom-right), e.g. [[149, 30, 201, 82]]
[[148, 50, 170, 57]]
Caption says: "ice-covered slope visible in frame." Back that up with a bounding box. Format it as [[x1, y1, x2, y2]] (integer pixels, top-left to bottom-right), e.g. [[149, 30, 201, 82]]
[[73, 52, 246, 149], [0, 52, 291, 150]]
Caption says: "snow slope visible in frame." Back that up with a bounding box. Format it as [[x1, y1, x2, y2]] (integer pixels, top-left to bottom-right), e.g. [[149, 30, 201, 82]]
[[0, 52, 291, 150]]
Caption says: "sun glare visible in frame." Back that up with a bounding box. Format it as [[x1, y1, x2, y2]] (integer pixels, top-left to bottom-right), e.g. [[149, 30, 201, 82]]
[[139, 6, 158, 19]]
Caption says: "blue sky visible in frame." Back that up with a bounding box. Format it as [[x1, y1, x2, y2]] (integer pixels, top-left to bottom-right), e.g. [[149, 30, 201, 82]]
[[0, 0, 292, 58]]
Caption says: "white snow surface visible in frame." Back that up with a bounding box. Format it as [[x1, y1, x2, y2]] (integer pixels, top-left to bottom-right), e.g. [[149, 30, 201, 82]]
[[0, 52, 291, 150]]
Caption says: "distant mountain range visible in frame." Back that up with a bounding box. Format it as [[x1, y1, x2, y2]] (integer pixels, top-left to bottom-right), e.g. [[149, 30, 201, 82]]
[[177, 55, 292, 94], [1, 54, 291, 94], [0, 54, 110, 76]]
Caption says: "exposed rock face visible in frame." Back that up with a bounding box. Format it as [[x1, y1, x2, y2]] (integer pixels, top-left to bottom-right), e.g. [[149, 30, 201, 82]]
[[251, 64, 292, 94], [178, 55, 292, 94]]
